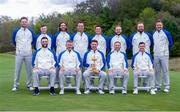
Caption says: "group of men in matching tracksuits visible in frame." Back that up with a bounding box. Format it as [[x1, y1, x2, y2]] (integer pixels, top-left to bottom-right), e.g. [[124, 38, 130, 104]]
[[11, 17, 173, 96]]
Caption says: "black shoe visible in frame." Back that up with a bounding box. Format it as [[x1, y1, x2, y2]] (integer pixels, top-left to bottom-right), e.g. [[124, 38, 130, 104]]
[[50, 87, 56, 96], [33, 87, 40, 96]]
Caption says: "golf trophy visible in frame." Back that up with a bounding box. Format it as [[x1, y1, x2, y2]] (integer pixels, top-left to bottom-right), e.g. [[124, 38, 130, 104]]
[[91, 55, 99, 74]]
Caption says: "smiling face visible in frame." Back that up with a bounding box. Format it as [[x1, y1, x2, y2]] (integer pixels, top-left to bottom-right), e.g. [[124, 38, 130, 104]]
[[115, 26, 122, 35], [91, 41, 98, 51], [41, 38, 48, 48], [114, 42, 121, 51], [66, 41, 73, 50], [20, 18, 28, 28], [139, 43, 145, 52], [59, 22, 67, 31], [95, 26, 102, 35], [137, 23, 144, 33], [77, 22, 84, 33], [40, 26, 47, 34], [156, 22, 163, 31]]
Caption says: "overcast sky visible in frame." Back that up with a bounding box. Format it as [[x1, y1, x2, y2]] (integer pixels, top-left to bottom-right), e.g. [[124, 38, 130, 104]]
[[0, 0, 86, 19]]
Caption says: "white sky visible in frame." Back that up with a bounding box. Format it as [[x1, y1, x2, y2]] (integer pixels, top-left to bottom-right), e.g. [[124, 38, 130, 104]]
[[0, 0, 86, 19]]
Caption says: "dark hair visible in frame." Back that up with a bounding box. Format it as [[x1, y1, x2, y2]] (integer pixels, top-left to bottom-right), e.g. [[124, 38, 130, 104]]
[[41, 37, 48, 41], [95, 25, 102, 28], [91, 39, 98, 44], [59, 21, 67, 31], [41, 24, 47, 27], [139, 42, 145, 45], [156, 19, 163, 24], [20, 17, 28, 22], [114, 41, 121, 45], [66, 40, 73, 43], [77, 21, 84, 26]]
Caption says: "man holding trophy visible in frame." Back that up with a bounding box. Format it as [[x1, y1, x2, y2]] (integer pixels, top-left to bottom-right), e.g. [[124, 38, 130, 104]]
[[83, 40, 106, 94]]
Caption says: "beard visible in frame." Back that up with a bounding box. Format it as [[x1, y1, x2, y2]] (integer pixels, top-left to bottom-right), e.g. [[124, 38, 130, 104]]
[[42, 44, 48, 48], [138, 30, 144, 34]]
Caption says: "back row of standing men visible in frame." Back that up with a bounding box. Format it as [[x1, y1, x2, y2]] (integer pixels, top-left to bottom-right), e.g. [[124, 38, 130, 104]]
[[11, 17, 173, 95]]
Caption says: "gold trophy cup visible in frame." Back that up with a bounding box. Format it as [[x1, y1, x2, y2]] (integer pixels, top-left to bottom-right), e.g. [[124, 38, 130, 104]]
[[91, 55, 99, 74]]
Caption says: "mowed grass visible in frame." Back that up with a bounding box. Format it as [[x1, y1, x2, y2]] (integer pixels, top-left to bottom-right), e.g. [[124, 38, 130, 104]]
[[0, 53, 180, 111]]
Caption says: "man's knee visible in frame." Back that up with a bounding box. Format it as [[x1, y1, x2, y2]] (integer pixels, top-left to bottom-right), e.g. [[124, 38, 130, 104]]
[[100, 71, 107, 78], [83, 70, 90, 78]]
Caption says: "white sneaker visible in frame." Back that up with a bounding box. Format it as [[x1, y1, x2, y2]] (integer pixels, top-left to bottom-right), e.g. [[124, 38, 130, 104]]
[[76, 90, 81, 95], [122, 90, 127, 95], [98, 90, 105, 95], [84, 90, 90, 94], [29, 87, 34, 91], [12, 87, 18, 91], [155, 88, 161, 92], [109, 90, 115, 94], [59, 90, 64, 95], [133, 89, 138, 95], [150, 89, 156, 95], [163, 88, 169, 93], [54, 84, 59, 88]]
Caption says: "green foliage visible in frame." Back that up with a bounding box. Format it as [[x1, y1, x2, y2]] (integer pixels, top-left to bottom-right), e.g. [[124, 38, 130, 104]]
[[1, 53, 180, 111], [0, 0, 180, 56]]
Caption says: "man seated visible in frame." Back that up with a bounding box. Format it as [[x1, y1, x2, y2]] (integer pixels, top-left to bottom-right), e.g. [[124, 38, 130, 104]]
[[132, 42, 156, 95], [58, 40, 82, 95], [107, 41, 129, 95], [32, 37, 57, 96], [83, 40, 106, 95]]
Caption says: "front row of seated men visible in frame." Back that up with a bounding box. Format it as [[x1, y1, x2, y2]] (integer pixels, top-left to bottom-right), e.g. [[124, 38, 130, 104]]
[[32, 37, 156, 95]]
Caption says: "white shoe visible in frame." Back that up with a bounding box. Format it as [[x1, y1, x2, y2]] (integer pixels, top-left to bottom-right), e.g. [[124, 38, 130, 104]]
[[29, 87, 34, 91], [163, 88, 169, 93], [133, 89, 138, 95], [12, 87, 18, 91], [59, 90, 64, 95], [155, 88, 161, 92], [54, 84, 59, 88], [84, 90, 90, 94], [98, 90, 105, 95], [109, 90, 115, 94], [150, 89, 156, 95], [122, 90, 127, 95], [76, 90, 81, 95]]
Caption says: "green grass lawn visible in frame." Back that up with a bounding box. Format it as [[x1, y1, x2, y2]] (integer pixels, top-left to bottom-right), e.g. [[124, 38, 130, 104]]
[[0, 53, 180, 111]]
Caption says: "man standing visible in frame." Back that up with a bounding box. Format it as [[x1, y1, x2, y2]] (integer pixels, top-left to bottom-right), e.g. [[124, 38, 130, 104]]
[[54, 21, 71, 56], [32, 37, 57, 95], [54, 21, 72, 87], [129, 22, 152, 55], [131, 42, 156, 95], [12, 17, 35, 91], [72, 21, 91, 60], [58, 40, 82, 95], [109, 25, 129, 53], [83, 40, 106, 95], [107, 41, 129, 95], [153, 20, 173, 93], [92, 25, 107, 56], [34, 25, 53, 50]]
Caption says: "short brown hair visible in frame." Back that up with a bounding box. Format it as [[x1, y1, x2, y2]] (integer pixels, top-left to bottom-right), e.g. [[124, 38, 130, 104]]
[[20, 17, 28, 22], [91, 39, 98, 44]]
